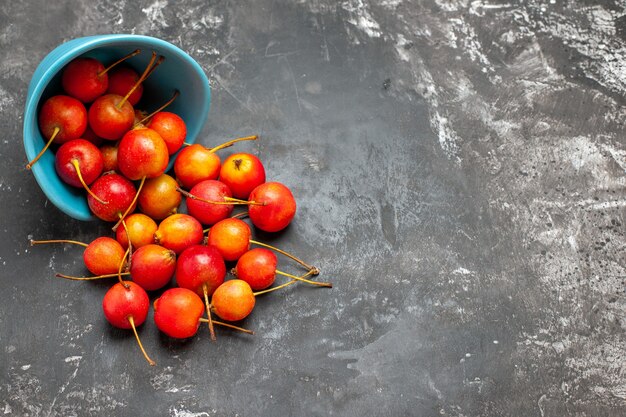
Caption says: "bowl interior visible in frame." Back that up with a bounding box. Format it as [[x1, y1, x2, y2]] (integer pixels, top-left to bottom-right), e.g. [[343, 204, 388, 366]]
[[24, 35, 210, 221]]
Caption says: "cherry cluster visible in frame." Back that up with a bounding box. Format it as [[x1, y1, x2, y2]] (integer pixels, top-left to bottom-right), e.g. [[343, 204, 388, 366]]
[[29, 49, 331, 366]]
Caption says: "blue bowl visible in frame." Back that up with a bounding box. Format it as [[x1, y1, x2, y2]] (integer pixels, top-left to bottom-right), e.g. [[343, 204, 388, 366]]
[[23, 34, 211, 221]]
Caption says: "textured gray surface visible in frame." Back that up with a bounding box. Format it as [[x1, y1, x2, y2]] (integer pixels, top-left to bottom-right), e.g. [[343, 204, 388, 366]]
[[1, 1, 625, 416]]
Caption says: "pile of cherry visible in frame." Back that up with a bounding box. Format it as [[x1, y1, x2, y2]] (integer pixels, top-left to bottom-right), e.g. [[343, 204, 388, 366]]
[[27, 49, 331, 366]]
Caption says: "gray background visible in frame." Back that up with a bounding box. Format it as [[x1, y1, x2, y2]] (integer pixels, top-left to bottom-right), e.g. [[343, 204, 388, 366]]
[[1, 1, 625, 416]]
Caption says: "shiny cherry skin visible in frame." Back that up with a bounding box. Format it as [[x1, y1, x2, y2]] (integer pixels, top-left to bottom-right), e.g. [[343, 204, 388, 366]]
[[154, 288, 204, 338], [107, 65, 143, 106], [129, 244, 176, 291], [212, 280, 255, 322], [55, 139, 104, 188], [147, 112, 187, 155], [102, 281, 150, 329], [117, 127, 169, 180], [100, 143, 119, 173], [62, 57, 108, 103], [154, 214, 204, 255], [235, 248, 278, 291], [248, 182, 296, 232], [137, 174, 182, 220], [115, 213, 158, 250], [176, 245, 226, 298], [83, 237, 126, 275], [207, 218, 251, 262], [174, 144, 220, 189], [38, 95, 87, 144], [186, 180, 234, 226], [87, 173, 137, 222], [219, 153, 266, 199], [88, 93, 134, 140]]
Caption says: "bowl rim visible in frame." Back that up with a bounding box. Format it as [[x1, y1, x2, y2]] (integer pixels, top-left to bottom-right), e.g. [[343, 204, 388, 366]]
[[23, 34, 211, 221]]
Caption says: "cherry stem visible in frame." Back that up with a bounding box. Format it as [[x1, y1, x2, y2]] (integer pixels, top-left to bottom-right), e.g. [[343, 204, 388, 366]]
[[128, 315, 156, 366], [117, 52, 158, 110], [26, 126, 60, 169], [231, 211, 249, 220], [134, 90, 180, 127], [97, 49, 141, 77], [120, 216, 133, 261], [223, 196, 265, 206], [203, 283, 216, 341], [176, 187, 261, 206], [249, 240, 318, 273], [119, 247, 130, 288], [275, 269, 332, 288], [30, 238, 88, 248], [112, 176, 146, 231], [56, 271, 130, 281], [70, 159, 108, 204], [199, 318, 254, 335], [208, 135, 258, 154], [253, 269, 315, 296]]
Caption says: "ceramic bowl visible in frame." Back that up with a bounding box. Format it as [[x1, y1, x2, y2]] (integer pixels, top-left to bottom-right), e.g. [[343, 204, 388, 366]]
[[23, 34, 210, 220]]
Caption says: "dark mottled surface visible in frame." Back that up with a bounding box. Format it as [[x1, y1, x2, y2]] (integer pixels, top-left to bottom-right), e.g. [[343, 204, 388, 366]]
[[1, 1, 625, 416]]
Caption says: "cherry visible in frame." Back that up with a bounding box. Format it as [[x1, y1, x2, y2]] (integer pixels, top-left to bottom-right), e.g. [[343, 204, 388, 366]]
[[54, 139, 105, 203], [129, 244, 176, 291], [62, 49, 140, 103], [211, 280, 255, 322], [100, 143, 119, 173], [137, 174, 181, 220], [235, 248, 331, 291], [146, 111, 186, 155], [175, 245, 226, 340], [153, 287, 204, 339], [82, 125, 104, 146], [174, 135, 257, 189], [106, 65, 143, 106], [87, 173, 137, 222], [102, 281, 155, 366], [248, 182, 296, 232], [206, 218, 250, 261], [117, 127, 169, 180], [154, 213, 204, 254], [27, 95, 87, 169], [219, 153, 266, 199], [179, 180, 235, 226], [88, 52, 162, 140], [115, 213, 157, 250], [30, 236, 125, 276], [154, 288, 253, 339]]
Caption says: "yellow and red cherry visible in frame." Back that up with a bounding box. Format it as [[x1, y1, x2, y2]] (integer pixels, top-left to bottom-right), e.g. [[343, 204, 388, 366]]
[[147, 111, 187, 155], [154, 213, 204, 255], [219, 153, 266, 199], [207, 218, 250, 261], [211, 280, 255, 322], [115, 213, 157, 250], [117, 127, 169, 180], [153, 288, 204, 339], [137, 174, 181, 220]]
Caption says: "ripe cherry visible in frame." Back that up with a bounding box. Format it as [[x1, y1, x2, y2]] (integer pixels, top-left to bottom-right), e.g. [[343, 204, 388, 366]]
[[88, 53, 162, 140], [211, 280, 255, 322], [62, 49, 140, 103], [206, 218, 250, 261], [129, 244, 176, 291], [87, 173, 137, 222], [176, 245, 226, 340], [154, 288, 204, 339], [137, 174, 181, 220], [179, 180, 235, 226], [146, 111, 186, 155], [174, 135, 257, 189], [27, 95, 87, 169], [82, 125, 104, 146], [115, 213, 158, 250], [235, 248, 331, 291], [55, 139, 105, 203], [30, 236, 125, 276], [102, 281, 155, 366], [106, 65, 143, 106], [100, 143, 119, 173], [154, 214, 204, 254], [219, 153, 266, 199], [117, 127, 169, 180], [248, 182, 297, 232]]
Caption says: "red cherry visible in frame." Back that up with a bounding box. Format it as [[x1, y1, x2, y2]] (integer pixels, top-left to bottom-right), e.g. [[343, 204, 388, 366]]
[[83, 236, 126, 276], [107, 65, 143, 106], [102, 281, 155, 366], [55, 139, 104, 190], [62, 57, 108, 103], [88, 93, 135, 140], [235, 248, 278, 290], [87, 173, 137, 222], [248, 182, 296, 232], [185, 180, 234, 226], [117, 127, 169, 180], [129, 244, 176, 291], [147, 112, 187, 155], [154, 288, 204, 339]]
